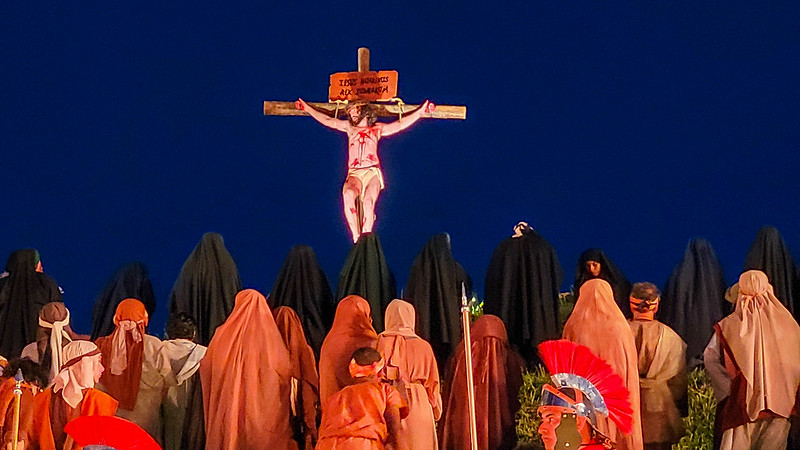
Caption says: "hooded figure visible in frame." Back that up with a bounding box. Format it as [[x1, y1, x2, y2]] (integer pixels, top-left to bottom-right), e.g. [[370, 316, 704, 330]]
[[200, 289, 296, 449], [574, 248, 632, 319], [0, 248, 62, 357], [405, 233, 473, 369], [169, 232, 242, 346], [562, 279, 644, 450], [159, 312, 207, 450], [21, 302, 88, 385], [377, 299, 442, 449], [91, 262, 156, 340], [743, 226, 800, 317], [709, 270, 800, 449], [336, 233, 396, 333], [660, 238, 728, 368], [30, 341, 118, 450], [439, 315, 525, 450], [274, 306, 320, 449], [318, 295, 379, 408], [484, 224, 563, 366], [269, 245, 335, 357], [95, 298, 166, 442]]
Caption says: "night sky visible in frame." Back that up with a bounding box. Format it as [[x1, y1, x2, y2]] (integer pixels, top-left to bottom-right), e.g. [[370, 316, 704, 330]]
[[3, 3, 799, 334]]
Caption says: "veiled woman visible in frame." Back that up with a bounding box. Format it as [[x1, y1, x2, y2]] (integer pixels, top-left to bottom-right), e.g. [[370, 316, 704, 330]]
[[440, 315, 524, 450], [574, 248, 632, 318], [377, 299, 442, 449], [0, 249, 62, 357], [201, 289, 296, 449], [562, 279, 643, 450], [318, 295, 378, 409]]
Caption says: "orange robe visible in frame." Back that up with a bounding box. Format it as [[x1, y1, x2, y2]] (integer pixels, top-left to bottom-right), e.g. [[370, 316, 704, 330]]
[[319, 296, 378, 408], [0, 377, 36, 447], [201, 289, 296, 450], [563, 279, 643, 450], [316, 379, 407, 450], [30, 388, 118, 450], [274, 306, 320, 450], [377, 299, 442, 450]]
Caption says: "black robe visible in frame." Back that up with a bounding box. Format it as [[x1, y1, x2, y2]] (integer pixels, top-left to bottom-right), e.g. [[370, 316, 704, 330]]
[[90, 261, 156, 340], [404, 233, 473, 368], [484, 228, 562, 366], [574, 248, 632, 319], [661, 238, 728, 369], [335, 233, 396, 333], [743, 226, 800, 317], [269, 244, 334, 356], [0, 249, 62, 357], [168, 232, 242, 346]]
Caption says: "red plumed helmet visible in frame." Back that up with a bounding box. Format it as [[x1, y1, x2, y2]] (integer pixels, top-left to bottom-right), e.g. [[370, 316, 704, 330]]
[[538, 339, 634, 434]]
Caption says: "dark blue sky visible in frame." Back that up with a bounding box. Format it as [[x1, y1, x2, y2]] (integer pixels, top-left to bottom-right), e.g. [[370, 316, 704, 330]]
[[3, 3, 799, 334]]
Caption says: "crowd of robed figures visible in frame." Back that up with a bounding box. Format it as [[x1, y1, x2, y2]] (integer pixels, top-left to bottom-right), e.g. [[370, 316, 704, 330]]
[[0, 222, 798, 450]]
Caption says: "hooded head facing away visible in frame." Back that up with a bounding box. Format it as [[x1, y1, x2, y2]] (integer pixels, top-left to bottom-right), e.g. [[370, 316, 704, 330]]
[[95, 298, 148, 410], [716, 269, 800, 421]]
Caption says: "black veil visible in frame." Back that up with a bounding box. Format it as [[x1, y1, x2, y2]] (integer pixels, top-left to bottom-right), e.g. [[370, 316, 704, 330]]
[[335, 233, 396, 333], [404, 233, 472, 367], [269, 244, 334, 356], [661, 238, 728, 368], [168, 232, 242, 346], [484, 226, 562, 365]]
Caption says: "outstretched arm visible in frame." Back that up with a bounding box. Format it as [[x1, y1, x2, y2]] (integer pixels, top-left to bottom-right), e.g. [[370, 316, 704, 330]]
[[381, 100, 435, 137], [296, 98, 348, 132]]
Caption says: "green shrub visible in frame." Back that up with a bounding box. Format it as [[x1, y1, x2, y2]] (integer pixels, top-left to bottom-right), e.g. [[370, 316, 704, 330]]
[[674, 368, 716, 450], [516, 365, 550, 449]]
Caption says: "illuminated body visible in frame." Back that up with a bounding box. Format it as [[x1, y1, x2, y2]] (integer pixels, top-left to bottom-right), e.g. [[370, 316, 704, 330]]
[[296, 98, 434, 242]]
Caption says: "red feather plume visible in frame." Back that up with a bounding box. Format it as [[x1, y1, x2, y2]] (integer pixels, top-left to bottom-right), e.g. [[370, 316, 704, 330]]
[[538, 339, 634, 434]]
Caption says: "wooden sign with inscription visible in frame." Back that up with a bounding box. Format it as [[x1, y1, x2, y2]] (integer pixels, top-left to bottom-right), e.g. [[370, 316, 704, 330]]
[[329, 70, 398, 102]]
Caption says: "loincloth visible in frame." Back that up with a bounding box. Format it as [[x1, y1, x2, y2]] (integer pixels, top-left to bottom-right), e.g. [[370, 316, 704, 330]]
[[346, 166, 385, 196]]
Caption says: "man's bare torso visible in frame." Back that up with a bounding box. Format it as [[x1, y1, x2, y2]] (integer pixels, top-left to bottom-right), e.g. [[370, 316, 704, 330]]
[[347, 123, 382, 169]]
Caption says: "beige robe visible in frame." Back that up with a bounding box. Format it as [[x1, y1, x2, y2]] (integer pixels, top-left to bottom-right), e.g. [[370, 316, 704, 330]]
[[111, 334, 169, 443], [158, 339, 206, 450], [629, 319, 687, 445]]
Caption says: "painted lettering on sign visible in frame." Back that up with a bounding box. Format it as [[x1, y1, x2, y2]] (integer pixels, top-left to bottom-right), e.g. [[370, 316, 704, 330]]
[[329, 70, 398, 102]]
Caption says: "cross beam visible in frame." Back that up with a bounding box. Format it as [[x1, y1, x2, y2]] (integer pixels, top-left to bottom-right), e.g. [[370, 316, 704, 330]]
[[262, 47, 467, 120]]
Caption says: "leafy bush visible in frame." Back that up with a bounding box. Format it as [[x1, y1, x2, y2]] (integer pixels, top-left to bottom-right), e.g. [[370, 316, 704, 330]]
[[674, 368, 716, 450], [515, 365, 550, 449]]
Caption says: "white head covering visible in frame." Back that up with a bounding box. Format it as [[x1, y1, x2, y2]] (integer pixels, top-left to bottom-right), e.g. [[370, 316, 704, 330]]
[[39, 309, 73, 382], [52, 341, 102, 408], [717, 270, 800, 419]]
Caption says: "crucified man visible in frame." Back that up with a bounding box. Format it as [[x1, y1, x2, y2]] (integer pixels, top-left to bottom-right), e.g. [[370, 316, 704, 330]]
[[296, 98, 435, 243]]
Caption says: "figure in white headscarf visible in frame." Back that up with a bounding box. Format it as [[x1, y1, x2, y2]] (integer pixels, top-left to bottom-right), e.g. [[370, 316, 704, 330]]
[[705, 270, 800, 450]]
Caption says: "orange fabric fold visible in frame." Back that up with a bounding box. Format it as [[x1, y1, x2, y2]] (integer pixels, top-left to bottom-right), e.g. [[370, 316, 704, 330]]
[[201, 289, 296, 449], [31, 388, 118, 450], [319, 295, 378, 408], [274, 306, 320, 449]]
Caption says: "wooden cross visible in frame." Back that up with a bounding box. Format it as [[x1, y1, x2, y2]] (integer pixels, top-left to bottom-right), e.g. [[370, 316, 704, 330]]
[[263, 48, 467, 120]]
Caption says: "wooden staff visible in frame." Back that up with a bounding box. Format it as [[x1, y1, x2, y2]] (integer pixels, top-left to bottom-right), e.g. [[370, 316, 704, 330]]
[[460, 283, 479, 450], [12, 369, 23, 450]]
